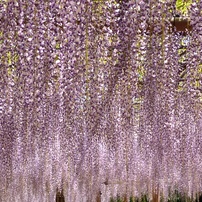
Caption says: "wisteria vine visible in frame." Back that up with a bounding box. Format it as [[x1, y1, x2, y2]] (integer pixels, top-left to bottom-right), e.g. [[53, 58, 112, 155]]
[[0, 0, 202, 201]]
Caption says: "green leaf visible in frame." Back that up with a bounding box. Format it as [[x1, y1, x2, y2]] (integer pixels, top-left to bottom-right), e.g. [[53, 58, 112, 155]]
[[176, 0, 192, 15]]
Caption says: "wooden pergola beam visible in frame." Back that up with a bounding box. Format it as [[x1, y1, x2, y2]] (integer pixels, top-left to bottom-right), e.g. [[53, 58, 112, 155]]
[[171, 17, 192, 32], [144, 17, 192, 35]]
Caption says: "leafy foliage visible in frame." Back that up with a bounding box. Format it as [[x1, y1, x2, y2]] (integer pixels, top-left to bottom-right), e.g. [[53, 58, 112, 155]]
[[176, 0, 192, 15]]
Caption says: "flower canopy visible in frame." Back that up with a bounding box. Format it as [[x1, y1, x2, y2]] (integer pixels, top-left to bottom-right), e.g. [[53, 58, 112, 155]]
[[0, 0, 202, 201]]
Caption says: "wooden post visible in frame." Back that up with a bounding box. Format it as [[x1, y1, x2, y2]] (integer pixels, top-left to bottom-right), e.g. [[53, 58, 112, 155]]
[[123, 194, 128, 202], [96, 191, 102, 202], [152, 186, 160, 202], [56, 189, 65, 202], [152, 192, 160, 202]]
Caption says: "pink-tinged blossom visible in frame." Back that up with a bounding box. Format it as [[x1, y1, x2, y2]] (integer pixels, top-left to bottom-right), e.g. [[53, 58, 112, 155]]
[[0, 0, 202, 201]]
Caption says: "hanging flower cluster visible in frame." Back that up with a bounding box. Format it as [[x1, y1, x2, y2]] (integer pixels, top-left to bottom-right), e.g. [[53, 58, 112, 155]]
[[0, 0, 202, 201]]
